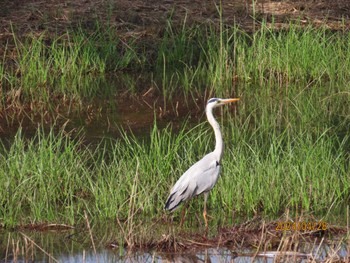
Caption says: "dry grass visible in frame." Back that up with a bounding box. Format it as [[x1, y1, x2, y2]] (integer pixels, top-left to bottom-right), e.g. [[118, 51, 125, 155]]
[[2, 216, 348, 262], [106, 214, 348, 262]]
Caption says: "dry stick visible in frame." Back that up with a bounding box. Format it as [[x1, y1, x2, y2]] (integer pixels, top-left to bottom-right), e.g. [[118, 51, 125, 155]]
[[5, 234, 10, 262], [19, 232, 59, 263], [185, 239, 212, 247], [252, 220, 266, 261], [326, 241, 343, 262], [311, 237, 325, 261], [43, 223, 74, 230], [12, 239, 18, 262], [84, 210, 99, 263], [116, 217, 127, 241], [257, 251, 311, 258]]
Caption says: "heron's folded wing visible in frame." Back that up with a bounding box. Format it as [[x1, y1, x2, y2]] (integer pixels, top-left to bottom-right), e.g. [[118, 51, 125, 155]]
[[165, 153, 220, 211]]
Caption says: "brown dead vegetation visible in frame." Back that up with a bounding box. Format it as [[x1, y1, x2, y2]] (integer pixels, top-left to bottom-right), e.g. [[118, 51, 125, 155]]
[[109, 218, 347, 252], [1, 0, 350, 44]]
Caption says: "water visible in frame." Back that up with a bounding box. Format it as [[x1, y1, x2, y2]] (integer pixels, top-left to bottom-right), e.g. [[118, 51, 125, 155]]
[[0, 76, 205, 143], [1, 75, 348, 262], [3, 246, 348, 262], [1, 229, 348, 262]]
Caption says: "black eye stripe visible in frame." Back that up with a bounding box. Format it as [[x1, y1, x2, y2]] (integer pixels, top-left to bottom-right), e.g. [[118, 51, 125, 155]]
[[208, 98, 218, 103]]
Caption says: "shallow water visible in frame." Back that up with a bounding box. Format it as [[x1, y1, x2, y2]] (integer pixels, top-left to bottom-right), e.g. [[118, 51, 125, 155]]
[[3, 245, 348, 263], [0, 74, 206, 143], [1, 229, 347, 263]]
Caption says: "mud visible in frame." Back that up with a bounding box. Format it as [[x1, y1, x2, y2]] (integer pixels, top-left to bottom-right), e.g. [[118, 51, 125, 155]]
[[1, 0, 350, 38]]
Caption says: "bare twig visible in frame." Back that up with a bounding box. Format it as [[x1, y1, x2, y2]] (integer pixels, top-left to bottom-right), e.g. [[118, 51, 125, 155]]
[[84, 210, 99, 263], [19, 232, 59, 263]]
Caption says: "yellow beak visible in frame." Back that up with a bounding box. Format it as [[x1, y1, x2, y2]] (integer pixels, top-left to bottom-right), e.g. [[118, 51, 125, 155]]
[[222, 98, 240, 104]]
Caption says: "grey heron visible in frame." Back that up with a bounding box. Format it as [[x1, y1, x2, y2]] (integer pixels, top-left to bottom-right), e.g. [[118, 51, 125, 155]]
[[164, 97, 240, 228]]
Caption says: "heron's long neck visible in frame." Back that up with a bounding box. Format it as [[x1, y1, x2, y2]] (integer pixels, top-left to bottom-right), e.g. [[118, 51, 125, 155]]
[[206, 106, 224, 161]]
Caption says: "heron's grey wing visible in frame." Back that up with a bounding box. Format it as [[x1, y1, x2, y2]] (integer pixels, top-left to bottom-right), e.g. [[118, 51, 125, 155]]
[[164, 153, 221, 212]]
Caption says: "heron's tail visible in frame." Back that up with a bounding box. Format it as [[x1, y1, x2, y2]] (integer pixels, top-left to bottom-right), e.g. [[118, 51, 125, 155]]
[[164, 192, 182, 212]]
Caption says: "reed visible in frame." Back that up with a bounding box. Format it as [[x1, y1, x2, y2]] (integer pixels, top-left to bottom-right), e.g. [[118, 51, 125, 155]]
[[0, 113, 348, 227], [158, 22, 350, 98], [2, 21, 350, 105], [2, 25, 142, 103], [0, 19, 349, 230]]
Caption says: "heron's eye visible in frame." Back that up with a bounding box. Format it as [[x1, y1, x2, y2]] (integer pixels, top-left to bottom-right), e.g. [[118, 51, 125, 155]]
[[208, 98, 218, 104]]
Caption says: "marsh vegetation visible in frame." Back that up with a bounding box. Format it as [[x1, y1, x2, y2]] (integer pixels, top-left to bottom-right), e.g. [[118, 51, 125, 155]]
[[0, 5, 349, 260]]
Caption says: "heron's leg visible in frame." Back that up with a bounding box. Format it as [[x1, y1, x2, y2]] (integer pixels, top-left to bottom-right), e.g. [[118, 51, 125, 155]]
[[180, 202, 189, 227], [203, 192, 209, 229]]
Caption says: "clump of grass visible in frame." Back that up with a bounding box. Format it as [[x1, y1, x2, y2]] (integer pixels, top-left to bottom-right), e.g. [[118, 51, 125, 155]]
[[0, 128, 90, 226], [2, 20, 350, 107], [0, 111, 348, 227], [2, 24, 143, 103], [222, 126, 349, 216], [234, 23, 350, 86], [157, 21, 350, 99], [0, 19, 349, 229], [156, 18, 238, 97]]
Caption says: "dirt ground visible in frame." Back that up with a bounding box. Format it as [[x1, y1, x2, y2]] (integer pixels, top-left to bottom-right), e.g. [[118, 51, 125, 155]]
[[1, 0, 350, 40]]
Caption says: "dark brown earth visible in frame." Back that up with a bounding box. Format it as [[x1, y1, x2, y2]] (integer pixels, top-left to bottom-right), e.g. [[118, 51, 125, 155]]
[[1, 0, 350, 41]]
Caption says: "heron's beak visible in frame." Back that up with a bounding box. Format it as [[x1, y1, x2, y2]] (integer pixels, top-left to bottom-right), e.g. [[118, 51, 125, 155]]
[[222, 98, 240, 104]]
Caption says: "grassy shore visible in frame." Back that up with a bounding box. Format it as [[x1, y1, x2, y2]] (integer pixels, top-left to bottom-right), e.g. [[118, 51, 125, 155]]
[[0, 21, 349, 228], [0, 115, 348, 227], [1, 22, 350, 102]]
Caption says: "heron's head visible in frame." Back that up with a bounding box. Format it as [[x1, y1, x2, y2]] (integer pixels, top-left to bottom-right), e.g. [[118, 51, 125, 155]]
[[206, 97, 240, 109]]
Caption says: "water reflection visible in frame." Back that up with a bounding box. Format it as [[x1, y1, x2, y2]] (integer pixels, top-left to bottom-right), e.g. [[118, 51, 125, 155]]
[[0, 72, 208, 143], [3, 246, 347, 263]]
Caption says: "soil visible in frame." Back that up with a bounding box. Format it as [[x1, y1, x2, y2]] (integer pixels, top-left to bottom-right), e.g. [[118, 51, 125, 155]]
[[1, 0, 350, 41], [112, 218, 347, 253]]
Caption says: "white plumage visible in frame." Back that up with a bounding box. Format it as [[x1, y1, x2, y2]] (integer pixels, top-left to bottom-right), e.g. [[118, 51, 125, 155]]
[[164, 97, 240, 227], [165, 152, 221, 211]]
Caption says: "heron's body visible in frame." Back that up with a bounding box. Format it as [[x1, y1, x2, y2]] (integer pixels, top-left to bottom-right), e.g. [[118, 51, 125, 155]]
[[164, 97, 239, 227], [164, 152, 221, 212]]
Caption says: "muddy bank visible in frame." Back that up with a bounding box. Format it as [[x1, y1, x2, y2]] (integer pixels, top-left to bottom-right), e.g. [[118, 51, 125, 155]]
[[1, 219, 348, 262], [1, 0, 350, 37], [1, 0, 350, 61]]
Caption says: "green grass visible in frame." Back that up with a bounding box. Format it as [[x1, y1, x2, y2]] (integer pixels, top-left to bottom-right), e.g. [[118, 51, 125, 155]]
[[0, 102, 348, 227], [2, 21, 350, 104], [157, 21, 350, 98], [0, 20, 349, 229], [2, 24, 143, 103]]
